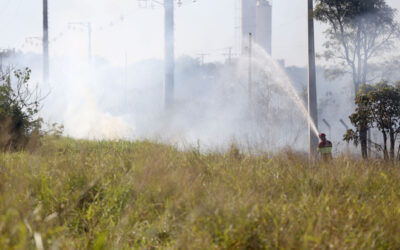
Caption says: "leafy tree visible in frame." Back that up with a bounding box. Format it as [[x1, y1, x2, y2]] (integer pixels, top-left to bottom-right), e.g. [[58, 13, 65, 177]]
[[0, 67, 43, 150], [368, 82, 400, 160], [314, 0, 399, 96], [344, 84, 374, 158], [345, 82, 400, 160]]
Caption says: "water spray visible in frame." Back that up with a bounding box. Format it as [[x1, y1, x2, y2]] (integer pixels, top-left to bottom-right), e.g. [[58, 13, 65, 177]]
[[251, 45, 320, 138]]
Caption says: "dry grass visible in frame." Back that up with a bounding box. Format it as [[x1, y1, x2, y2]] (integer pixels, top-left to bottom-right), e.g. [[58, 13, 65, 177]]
[[1, 137, 400, 249]]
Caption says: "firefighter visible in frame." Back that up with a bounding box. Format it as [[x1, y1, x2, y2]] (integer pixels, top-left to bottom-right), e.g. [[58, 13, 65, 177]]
[[318, 133, 332, 161]]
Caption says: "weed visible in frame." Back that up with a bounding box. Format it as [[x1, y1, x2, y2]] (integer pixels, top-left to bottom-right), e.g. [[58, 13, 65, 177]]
[[1, 137, 400, 249]]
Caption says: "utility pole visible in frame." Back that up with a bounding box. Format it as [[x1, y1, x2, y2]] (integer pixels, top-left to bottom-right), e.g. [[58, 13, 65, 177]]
[[222, 47, 233, 64], [164, 0, 175, 108], [88, 22, 92, 63], [307, 0, 319, 158], [228, 47, 232, 64], [68, 22, 92, 64], [198, 53, 208, 65], [138, 0, 198, 108], [248, 33, 253, 100], [43, 0, 49, 85]]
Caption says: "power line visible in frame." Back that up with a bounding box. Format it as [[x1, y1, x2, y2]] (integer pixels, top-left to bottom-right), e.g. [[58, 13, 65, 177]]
[[15, 7, 136, 54]]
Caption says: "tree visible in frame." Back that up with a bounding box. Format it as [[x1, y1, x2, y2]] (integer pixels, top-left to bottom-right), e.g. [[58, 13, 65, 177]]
[[344, 82, 400, 160], [0, 67, 43, 150], [344, 84, 374, 158], [368, 82, 400, 160], [393, 81, 400, 160], [314, 0, 399, 96]]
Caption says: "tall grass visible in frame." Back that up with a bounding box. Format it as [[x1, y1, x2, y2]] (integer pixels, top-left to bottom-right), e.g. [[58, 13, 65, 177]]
[[0, 137, 400, 249]]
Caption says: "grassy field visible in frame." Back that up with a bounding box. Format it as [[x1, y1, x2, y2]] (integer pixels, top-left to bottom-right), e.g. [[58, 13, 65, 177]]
[[1, 137, 400, 249]]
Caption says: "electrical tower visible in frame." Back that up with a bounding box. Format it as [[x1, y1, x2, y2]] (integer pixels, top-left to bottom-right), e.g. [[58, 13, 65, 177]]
[[43, 0, 49, 85]]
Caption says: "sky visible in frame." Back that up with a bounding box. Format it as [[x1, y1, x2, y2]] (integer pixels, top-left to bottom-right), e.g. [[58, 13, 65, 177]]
[[0, 0, 400, 67]]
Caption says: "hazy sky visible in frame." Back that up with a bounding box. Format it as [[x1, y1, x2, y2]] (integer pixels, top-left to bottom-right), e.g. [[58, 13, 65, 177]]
[[0, 0, 399, 67]]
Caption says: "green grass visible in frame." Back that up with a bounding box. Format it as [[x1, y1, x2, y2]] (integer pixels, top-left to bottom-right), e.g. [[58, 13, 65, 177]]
[[1, 137, 400, 249]]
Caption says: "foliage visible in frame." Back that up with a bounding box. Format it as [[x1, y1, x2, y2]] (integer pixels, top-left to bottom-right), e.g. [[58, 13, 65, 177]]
[[344, 81, 400, 160], [1, 137, 400, 249], [344, 84, 374, 158], [0, 67, 43, 150], [314, 0, 399, 95]]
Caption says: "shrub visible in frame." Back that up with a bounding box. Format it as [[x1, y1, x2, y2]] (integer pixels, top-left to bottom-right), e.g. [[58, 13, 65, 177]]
[[0, 67, 42, 150]]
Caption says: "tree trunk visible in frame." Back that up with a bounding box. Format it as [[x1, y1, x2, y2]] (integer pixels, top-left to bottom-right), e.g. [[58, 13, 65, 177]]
[[383, 131, 389, 160], [390, 128, 395, 161], [356, 29, 362, 86], [353, 73, 360, 99], [397, 143, 400, 161], [362, 28, 369, 85], [351, 62, 359, 99], [360, 127, 368, 159], [354, 82, 360, 99], [367, 128, 372, 156], [362, 50, 368, 85]]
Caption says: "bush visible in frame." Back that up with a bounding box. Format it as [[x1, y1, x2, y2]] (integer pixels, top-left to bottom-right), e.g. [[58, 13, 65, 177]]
[[0, 67, 42, 150]]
